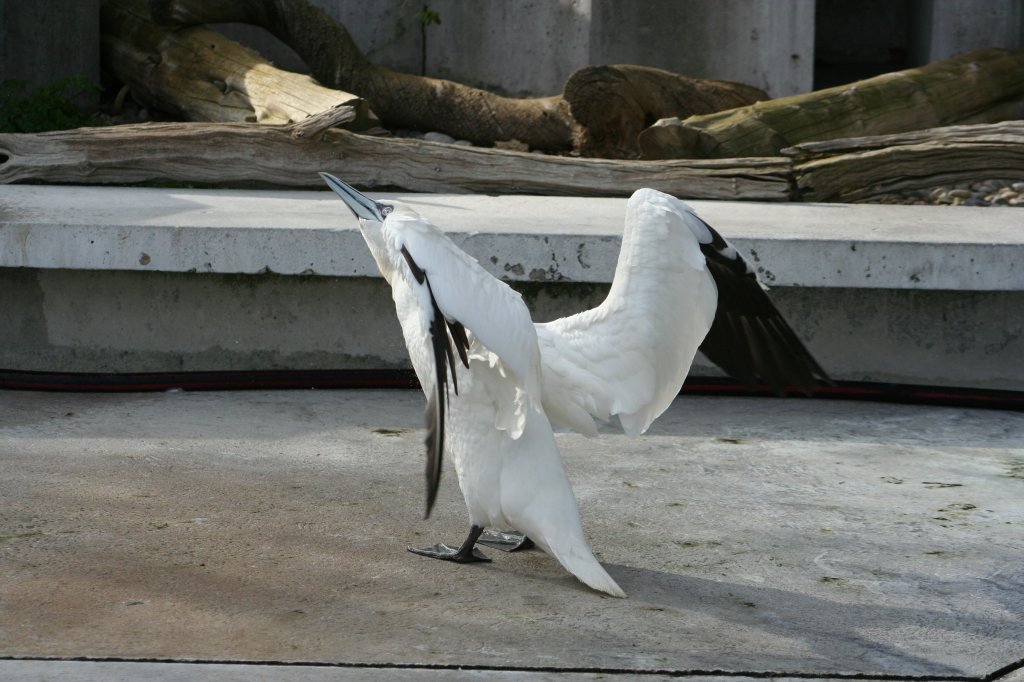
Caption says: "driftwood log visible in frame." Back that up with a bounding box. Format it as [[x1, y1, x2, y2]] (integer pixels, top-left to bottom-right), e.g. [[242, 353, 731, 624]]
[[565, 65, 766, 158], [101, 0, 376, 128], [144, 0, 765, 155], [0, 112, 792, 199], [5, 112, 1021, 202], [638, 49, 1024, 159], [145, 0, 578, 150], [785, 121, 1024, 202]]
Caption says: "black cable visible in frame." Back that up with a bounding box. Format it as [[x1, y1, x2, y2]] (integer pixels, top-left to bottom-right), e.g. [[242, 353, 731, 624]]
[[1, 369, 1020, 411]]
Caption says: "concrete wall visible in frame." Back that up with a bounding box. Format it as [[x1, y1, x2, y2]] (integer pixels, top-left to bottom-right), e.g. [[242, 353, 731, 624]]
[[588, 0, 815, 96], [912, 0, 1024, 64], [223, 0, 816, 97], [3, 268, 1022, 391], [0, 0, 100, 89], [2, 186, 1022, 391], [4, 1, 1022, 100], [221, 0, 1024, 98], [218, 1, 594, 96]]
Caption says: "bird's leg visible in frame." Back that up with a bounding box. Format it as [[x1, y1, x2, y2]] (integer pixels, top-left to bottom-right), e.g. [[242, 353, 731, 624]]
[[408, 524, 491, 563], [478, 529, 535, 552]]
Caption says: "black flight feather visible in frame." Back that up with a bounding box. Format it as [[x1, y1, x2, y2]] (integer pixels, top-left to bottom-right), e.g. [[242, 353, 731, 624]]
[[423, 391, 443, 519], [400, 245, 469, 519], [695, 219, 832, 394], [447, 320, 471, 370]]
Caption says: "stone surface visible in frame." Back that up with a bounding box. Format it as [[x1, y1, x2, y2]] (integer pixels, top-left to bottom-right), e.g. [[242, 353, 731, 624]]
[[3, 269, 1023, 392], [2, 186, 1023, 389], [1, 390, 1022, 678], [2, 185, 1021, 291], [0, 659, 945, 682]]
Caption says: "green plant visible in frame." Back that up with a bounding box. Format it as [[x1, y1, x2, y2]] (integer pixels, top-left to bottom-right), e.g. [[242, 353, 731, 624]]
[[416, 5, 442, 76], [0, 75, 102, 133]]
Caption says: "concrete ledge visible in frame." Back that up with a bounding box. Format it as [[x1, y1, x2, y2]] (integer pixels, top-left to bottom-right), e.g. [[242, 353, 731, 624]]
[[1, 186, 1022, 389], [2, 186, 1022, 290]]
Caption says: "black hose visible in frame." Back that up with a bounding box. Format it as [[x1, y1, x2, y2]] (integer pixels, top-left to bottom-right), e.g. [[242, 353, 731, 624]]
[[1, 369, 1020, 411]]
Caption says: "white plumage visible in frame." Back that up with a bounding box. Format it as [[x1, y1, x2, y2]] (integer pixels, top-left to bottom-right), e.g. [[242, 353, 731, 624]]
[[321, 175, 828, 598], [537, 189, 719, 439]]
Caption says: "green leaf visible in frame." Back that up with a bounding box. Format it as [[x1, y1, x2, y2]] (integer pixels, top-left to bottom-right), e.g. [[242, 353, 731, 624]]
[[0, 75, 102, 133]]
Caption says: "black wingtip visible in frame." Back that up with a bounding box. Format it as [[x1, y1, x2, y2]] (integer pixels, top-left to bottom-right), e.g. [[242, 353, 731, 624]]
[[423, 392, 442, 520], [698, 226, 832, 395], [401, 245, 470, 520]]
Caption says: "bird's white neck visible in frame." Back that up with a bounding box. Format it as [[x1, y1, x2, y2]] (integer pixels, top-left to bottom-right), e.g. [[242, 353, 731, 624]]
[[357, 219, 396, 284]]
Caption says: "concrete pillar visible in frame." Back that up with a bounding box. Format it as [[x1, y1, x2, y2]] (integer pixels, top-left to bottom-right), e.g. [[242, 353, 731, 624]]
[[588, 0, 816, 97], [912, 0, 1024, 63], [424, 0, 592, 96], [0, 0, 100, 89]]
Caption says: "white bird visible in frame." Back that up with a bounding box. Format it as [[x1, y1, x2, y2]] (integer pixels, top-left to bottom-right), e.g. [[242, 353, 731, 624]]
[[320, 174, 829, 598]]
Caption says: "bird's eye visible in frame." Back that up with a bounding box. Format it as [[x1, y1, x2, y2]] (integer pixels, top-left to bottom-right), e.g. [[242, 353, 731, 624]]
[[381, 205, 393, 217]]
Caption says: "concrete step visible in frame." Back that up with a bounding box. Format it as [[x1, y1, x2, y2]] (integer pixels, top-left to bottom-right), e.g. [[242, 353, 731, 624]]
[[1, 186, 1022, 389]]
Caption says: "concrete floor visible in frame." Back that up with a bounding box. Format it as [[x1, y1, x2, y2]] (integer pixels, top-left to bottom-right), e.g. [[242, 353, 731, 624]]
[[1, 389, 1023, 680]]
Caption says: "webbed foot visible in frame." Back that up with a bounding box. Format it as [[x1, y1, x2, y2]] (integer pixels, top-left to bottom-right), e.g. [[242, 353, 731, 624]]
[[407, 524, 491, 563], [407, 542, 490, 563], [478, 529, 535, 552]]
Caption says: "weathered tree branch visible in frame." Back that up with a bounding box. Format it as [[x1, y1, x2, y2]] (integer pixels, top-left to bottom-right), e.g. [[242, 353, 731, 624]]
[[145, 0, 766, 156], [147, 0, 578, 150], [784, 121, 1024, 201], [101, 0, 376, 128], [0, 122, 792, 200], [564, 65, 766, 158], [639, 49, 1024, 159]]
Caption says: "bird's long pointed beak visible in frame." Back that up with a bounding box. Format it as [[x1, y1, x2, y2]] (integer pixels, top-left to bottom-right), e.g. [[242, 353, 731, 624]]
[[319, 172, 386, 222]]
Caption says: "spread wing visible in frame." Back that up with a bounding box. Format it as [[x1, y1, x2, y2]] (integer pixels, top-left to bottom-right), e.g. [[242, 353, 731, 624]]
[[321, 172, 543, 518], [695, 216, 831, 394], [538, 188, 830, 439], [386, 212, 542, 404], [385, 212, 543, 517], [537, 189, 719, 438]]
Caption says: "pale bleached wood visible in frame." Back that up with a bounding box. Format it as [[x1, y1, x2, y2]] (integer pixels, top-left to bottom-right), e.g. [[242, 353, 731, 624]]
[[0, 122, 792, 200], [787, 122, 1024, 201], [783, 120, 1024, 160], [101, 0, 376, 128], [147, 0, 577, 151]]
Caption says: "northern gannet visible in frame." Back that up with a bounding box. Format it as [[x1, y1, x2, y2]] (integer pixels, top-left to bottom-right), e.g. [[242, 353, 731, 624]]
[[321, 174, 829, 597]]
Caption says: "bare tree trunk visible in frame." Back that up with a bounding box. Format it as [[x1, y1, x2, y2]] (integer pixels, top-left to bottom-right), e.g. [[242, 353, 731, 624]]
[[145, 0, 766, 156], [147, 0, 578, 151], [638, 48, 1024, 159], [564, 65, 767, 158], [101, 0, 374, 127]]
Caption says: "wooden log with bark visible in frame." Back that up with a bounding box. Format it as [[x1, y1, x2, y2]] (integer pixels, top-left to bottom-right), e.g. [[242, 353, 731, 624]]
[[101, 0, 376, 128], [143, 0, 764, 155], [638, 48, 1024, 159], [785, 121, 1024, 202], [0, 112, 792, 200], [562, 65, 766, 158], [145, 0, 578, 151]]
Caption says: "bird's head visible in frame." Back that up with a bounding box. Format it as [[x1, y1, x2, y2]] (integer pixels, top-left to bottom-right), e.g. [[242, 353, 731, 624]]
[[320, 172, 416, 225], [320, 173, 426, 283]]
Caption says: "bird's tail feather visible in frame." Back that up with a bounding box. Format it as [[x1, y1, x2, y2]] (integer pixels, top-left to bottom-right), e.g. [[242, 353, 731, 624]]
[[546, 539, 626, 598]]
